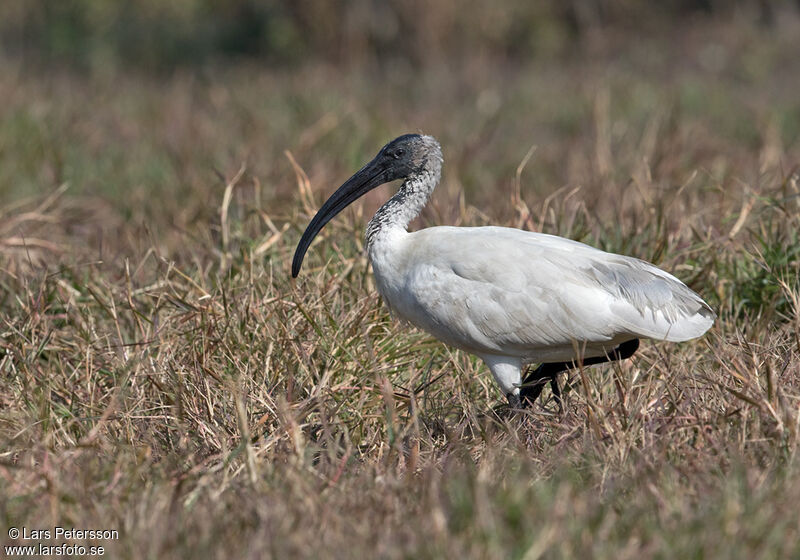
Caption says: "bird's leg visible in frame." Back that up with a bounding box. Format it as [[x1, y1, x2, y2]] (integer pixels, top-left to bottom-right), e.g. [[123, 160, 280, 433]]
[[519, 339, 640, 408], [519, 361, 570, 410], [483, 356, 525, 409]]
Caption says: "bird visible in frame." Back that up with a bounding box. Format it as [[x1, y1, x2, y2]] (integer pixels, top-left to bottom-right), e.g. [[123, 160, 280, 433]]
[[291, 134, 715, 409]]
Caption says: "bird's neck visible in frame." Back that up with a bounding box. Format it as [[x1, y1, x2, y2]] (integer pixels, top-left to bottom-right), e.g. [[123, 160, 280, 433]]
[[366, 164, 440, 251]]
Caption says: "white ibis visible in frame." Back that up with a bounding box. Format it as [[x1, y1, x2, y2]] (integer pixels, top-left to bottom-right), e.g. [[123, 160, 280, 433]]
[[292, 134, 715, 408]]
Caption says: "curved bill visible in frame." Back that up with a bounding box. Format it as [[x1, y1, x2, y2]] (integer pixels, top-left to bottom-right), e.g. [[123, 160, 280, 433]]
[[292, 158, 388, 277]]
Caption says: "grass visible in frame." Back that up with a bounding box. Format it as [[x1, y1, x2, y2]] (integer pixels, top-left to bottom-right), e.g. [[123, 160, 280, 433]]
[[2, 13, 800, 559]]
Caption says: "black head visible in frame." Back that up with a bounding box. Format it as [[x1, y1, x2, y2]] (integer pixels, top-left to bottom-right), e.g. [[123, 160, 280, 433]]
[[291, 134, 438, 277], [374, 133, 426, 179]]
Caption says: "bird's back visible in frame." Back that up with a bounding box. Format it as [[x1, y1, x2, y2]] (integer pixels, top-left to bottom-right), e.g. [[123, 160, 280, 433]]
[[369, 226, 714, 362]]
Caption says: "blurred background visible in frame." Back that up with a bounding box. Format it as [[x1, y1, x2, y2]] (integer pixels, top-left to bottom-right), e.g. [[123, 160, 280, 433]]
[[2, 1, 796, 72], [1, 0, 799, 253]]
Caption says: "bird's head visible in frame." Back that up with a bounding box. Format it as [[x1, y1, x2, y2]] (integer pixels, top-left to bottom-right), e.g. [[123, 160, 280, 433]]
[[291, 134, 441, 277], [374, 133, 441, 180]]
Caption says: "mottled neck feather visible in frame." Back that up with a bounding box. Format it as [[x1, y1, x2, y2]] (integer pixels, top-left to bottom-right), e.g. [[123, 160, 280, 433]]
[[366, 158, 442, 250]]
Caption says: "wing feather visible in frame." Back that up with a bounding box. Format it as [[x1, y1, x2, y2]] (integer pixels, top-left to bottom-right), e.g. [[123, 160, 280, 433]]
[[375, 226, 714, 360]]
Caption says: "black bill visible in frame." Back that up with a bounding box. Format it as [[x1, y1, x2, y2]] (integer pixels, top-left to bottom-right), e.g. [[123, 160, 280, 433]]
[[291, 157, 388, 277]]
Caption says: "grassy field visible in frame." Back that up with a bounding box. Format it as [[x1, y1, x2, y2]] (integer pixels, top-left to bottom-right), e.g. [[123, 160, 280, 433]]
[[2, 10, 800, 559]]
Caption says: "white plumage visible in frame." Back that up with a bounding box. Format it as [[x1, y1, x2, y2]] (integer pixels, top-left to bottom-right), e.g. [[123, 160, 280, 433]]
[[293, 134, 714, 407]]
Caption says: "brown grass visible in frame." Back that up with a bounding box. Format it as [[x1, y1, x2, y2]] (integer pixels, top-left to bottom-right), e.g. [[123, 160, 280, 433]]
[[2, 13, 800, 559]]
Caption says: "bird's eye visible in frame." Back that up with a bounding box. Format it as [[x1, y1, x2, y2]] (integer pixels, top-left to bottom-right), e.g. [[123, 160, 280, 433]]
[[394, 149, 404, 159]]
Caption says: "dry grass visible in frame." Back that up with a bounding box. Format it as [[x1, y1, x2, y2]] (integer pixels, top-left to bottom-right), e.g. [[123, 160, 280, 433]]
[[2, 14, 800, 559]]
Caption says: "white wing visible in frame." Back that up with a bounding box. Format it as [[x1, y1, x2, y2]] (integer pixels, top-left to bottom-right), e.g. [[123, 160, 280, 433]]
[[370, 226, 715, 362]]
